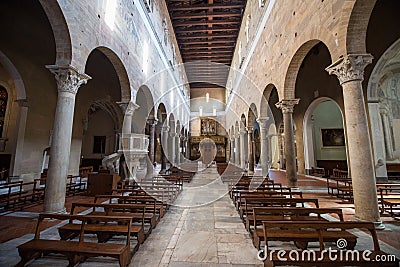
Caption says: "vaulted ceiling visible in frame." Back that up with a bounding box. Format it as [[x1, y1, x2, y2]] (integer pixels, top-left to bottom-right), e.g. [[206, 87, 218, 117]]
[[166, 0, 247, 95]]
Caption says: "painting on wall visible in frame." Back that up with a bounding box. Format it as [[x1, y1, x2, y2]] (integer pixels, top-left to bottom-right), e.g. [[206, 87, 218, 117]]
[[321, 128, 345, 147], [201, 118, 217, 135]]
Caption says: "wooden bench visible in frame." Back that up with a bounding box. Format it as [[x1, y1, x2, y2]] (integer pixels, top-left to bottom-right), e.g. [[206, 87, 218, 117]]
[[16, 213, 133, 267], [326, 177, 353, 201], [0, 179, 44, 211], [310, 167, 326, 177], [235, 191, 304, 210], [378, 186, 400, 216], [250, 207, 342, 249], [95, 194, 165, 221], [261, 221, 398, 267], [62, 202, 147, 242], [241, 197, 320, 223]]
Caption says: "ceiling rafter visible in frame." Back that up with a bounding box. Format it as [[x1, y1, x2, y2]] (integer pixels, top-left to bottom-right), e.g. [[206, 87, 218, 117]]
[[166, 0, 247, 93]]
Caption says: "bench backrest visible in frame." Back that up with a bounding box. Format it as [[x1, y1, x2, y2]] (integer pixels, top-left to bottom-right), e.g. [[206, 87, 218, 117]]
[[262, 221, 378, 251], [36, 213, 132, 245]]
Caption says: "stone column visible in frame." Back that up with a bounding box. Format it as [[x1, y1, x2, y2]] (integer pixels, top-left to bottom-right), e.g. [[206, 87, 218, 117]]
[[12, 99, 29, 176], [44, 65, 90, 213], [276, 99, 300, 187], [147, 118, 158, 164], [379, 106, 394, 160], [247, 127, 254, 172], [180, 135, 187, 163], [235, 133, 240, 166], [257, 117, 269, 176], [169, 132, 176, 167], [117, 101, 138, 135], [230, 136, 235, 164], [160, 125, 169, 174], [240, 128, 247, 169], [175, 134, 180, 166], [326, 54, 382, 226]]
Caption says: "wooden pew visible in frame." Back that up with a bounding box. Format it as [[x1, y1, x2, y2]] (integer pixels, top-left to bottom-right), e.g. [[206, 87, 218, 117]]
[[241, 197, 319, 222], [0, 179, 44, 211], [326, 177, 353, 201], [261, 221, 398, 267], [235, 191, 304, 211], [16, 213, 133, 267], [378, 186, 400, 216], [61, 202, 147, 242], [250, 207, 341, 249], [95, 194, 165, 222]]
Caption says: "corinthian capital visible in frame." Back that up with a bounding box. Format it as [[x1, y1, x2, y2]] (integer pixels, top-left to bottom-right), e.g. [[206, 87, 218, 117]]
[[325, 54, 373, 85], [275, 99, 300, 113], [117, 101, 139, 115], [46, 65, 91, 95], [256, 117, 269, 129]]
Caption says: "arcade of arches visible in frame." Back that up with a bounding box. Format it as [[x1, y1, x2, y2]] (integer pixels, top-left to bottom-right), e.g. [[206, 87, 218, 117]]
[[0, 0, 400, 266]]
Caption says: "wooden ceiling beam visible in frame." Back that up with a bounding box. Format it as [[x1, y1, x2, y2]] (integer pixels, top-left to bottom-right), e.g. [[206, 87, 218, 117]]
[[176, 33, 237, 39], [174, 20, 241, 27], [171, 12, 242, 20], [179, 39, 236, 45], [175, 27, 239, 34], [167, 3, 244, 11], [180, 44, 235, 50]]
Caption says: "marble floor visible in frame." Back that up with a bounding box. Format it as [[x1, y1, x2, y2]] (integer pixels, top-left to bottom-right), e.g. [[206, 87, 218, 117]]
[[0, 167, 262, 266]]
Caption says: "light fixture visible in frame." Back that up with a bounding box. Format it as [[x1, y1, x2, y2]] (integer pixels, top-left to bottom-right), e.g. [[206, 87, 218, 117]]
[[206, 92, 209, 103]]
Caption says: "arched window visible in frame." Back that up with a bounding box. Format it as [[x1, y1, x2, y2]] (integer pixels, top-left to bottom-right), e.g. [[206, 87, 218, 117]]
[[0, 86, 8, 137]]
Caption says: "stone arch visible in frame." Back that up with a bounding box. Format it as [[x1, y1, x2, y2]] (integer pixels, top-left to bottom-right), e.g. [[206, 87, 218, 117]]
[[284, 40, 330, 99], [93, 46, 131, 103], [133, 85, 155, 134], [346, 0, 377, 54], [260, 84, 279, 118], [176, 120, 181, 135], [248, 103, 258, 128], [0, 51, 26, 100], [168, 113, 176, 132], [88, 98, 123, 132], [367, 38, 400, 101], [38, 0, 72, 66], [240, 113, 247, 129], [303, 97, 346, 172]]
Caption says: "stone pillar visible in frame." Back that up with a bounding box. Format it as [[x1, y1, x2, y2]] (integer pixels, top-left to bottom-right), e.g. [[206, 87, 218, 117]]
[[276, 99, 300, 187], [230, 136, 235, 164], [278, 134, 285, 169], [44, 65, 90, 213], [257, 117, 269, 176], [181, 135, 187, 163], [175, 134, 180, 166], [148, 118, 158, 164], [240, 128, 247, 169], [12, 99, 29, 176], [160, 125, 169, 173], [379, 106, 394, 160], [235, 133, 240, 166], [118, 101, 139, 135], [247, 127, 254, 172], [169, 132, 176, 166], [326, 54, 382, 226]]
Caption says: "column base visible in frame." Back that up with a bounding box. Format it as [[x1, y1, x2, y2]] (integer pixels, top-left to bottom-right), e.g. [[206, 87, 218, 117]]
[[354, 216, 385, 230], [289, 186, 301, 191], [45, 207, 67, 214]]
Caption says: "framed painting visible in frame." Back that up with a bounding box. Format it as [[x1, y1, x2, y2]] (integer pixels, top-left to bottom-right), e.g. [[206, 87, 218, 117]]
[[201, 118, 217, 135], [321, 128, 345, 147]]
